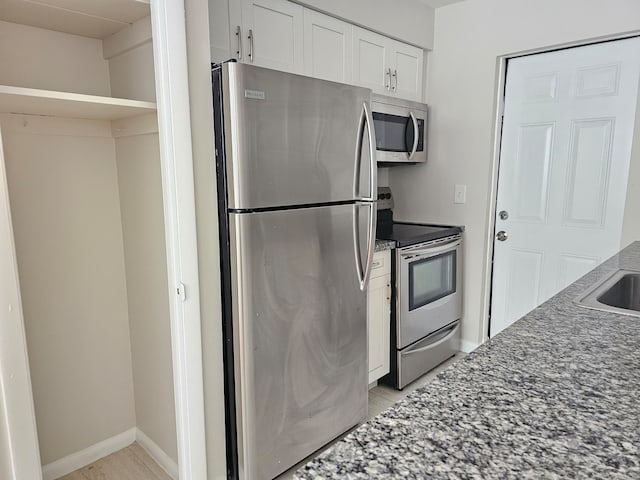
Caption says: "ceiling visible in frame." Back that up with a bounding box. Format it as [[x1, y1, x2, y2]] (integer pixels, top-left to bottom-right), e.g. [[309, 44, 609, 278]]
[[0, 0, 150, 38], [418, 0, 466, 8]]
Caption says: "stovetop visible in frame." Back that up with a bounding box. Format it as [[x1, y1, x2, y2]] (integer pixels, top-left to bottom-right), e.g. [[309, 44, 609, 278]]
[[376, 221, 463, 248], [375, 187, 463, 247]]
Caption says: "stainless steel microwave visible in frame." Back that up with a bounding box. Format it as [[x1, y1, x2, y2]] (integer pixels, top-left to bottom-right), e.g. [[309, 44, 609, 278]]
[[371, 94, 428, 165]]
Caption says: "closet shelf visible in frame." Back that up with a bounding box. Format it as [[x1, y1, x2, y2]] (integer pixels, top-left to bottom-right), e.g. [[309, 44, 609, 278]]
[[0, 85, 157, 121]]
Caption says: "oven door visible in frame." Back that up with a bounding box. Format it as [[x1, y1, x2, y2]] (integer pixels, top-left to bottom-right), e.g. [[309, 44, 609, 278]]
[[397, 237, 462, 349]]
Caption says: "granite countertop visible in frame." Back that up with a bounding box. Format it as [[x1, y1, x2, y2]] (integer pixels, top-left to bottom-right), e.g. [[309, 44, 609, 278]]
[[295, 241, 640, 479], [375, 239, 396, 252]]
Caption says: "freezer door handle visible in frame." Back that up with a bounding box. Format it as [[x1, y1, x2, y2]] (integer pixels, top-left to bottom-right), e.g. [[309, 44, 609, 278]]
[[354, 103, 377, 201], [353, 202, 377, 290]]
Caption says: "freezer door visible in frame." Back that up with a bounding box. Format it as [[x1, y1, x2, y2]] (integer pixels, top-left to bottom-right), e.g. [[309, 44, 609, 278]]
[[228, 204, 368, 480], [221, 63, 376, 209]]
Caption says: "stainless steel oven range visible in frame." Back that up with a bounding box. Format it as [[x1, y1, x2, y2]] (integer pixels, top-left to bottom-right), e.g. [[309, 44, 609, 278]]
[[376, 187, 463, 389]]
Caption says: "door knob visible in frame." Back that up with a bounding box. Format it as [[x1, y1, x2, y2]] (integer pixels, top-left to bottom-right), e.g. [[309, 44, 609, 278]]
[[496, 231, 508, 241], [499, 210, 509, 220]]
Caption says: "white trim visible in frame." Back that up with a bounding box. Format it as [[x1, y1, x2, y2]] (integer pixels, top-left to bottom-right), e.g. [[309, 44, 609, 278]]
[[0, 127, 43, 480], [136, 429, 178, 480], [41, 428, 136, 480], [459, 339, 480, 354], [150, 1, 208, 479], [480, 57, 508, 343]]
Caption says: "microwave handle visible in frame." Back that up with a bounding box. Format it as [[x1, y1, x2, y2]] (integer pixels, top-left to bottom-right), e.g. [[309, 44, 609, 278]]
[[407, 112, 419, 160]]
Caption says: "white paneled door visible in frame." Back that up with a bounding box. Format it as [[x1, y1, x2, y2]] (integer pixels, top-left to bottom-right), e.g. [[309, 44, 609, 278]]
[[490, 37, 640, 337]]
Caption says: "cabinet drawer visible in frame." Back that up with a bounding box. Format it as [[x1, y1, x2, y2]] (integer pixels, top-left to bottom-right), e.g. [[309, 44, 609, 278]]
[[370, 249, 391, 279]]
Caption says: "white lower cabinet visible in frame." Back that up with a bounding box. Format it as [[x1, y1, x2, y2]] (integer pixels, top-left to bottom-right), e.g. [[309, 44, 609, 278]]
[[368, 250, 391, 385]]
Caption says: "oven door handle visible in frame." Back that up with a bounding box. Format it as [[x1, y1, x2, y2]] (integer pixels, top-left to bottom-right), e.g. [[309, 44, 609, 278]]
[[404, 322, 459, 355], [407, 112, 419, 160], [400, 239, 461, 258]]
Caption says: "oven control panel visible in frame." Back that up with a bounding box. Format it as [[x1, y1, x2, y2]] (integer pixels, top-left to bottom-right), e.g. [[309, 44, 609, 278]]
[[377, 186, 394, 210]]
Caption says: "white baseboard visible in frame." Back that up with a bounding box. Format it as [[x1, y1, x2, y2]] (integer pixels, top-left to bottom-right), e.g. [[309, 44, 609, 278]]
[[459, 339, 480, 353], [136, 429, 178, 480], [42, 428, 136, 480]]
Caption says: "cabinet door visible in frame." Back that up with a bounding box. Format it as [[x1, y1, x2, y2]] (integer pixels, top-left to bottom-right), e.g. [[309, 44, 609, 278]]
[[241, 0, 304, 74], [303, 9, 352, 84], [388, 40, 424, 101], [210, 0, 236, 63], [352, 26, 390, 95], [367, 274, 391, 384]]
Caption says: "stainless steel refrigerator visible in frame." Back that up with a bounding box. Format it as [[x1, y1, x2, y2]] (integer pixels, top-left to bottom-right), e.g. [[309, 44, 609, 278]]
[[212, 62, 377, 479]]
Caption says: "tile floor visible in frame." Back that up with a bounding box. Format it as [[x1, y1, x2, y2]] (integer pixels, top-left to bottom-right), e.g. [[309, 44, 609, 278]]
[[276, 353, 466, 479]]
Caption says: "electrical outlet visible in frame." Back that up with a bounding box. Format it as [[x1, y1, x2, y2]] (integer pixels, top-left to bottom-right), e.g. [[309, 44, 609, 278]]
[[454, 184, 467, 204]]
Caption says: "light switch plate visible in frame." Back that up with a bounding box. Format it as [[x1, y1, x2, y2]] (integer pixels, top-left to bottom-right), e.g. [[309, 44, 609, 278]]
[[454, 184, 467, 204]]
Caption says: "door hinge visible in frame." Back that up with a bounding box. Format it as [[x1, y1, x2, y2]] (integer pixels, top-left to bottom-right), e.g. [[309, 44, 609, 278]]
[[176, 283, 186, 302]]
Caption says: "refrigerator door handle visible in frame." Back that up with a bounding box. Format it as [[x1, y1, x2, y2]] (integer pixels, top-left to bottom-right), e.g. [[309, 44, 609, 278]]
[[353, 201, 377, 291], [354, 103, 377, 201]]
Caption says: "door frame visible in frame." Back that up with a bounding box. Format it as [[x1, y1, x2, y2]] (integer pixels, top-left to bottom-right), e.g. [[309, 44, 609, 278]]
[[0, 127, 43, 480], [480, 31, 640, 341], [0, 2, 209, 479], [150, 1, 208, 479]]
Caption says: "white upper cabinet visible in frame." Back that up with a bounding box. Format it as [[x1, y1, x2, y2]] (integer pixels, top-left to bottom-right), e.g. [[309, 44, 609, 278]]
[[352, 26, 389, 94], [389, 40, 423, 101], [210, 0, 303, 74], [353, 26, 424, 101], [209, 0, 425, 100], [209, 0, 236, 63], [241, 0, 304, 74], [303, 9, 352, 84]]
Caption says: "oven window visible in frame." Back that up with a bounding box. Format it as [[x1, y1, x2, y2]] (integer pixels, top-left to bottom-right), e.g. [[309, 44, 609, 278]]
[[373, 112, 424, 153], [409, 251, 456, 311]]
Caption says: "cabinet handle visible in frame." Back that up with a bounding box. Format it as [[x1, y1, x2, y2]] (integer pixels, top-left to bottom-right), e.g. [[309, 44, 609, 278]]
[[391, 69, 397, 92], [385, 68, 391, 91], [235, 25, 242, 60], [248, 29, 254, 62]]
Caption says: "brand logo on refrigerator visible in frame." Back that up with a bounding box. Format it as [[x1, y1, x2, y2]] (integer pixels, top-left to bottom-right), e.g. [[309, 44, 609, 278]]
[[244, 89, 265, 100]]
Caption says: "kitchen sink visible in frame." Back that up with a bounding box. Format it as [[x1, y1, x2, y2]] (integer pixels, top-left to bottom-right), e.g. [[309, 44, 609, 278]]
[[576, 269, 640, 317]]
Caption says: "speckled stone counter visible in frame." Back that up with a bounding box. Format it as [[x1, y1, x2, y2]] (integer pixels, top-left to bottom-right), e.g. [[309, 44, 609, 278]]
[[375, 239, 396, 252], [295, 242, 640, 479]]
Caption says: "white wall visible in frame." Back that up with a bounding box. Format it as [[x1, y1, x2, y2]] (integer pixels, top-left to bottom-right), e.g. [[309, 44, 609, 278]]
[[293, 0, 434, 48], [389, 0, 640, 349], [1, 115, 136, 465], [0, 20, 110, 95], [115, 134, 178, 463]]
